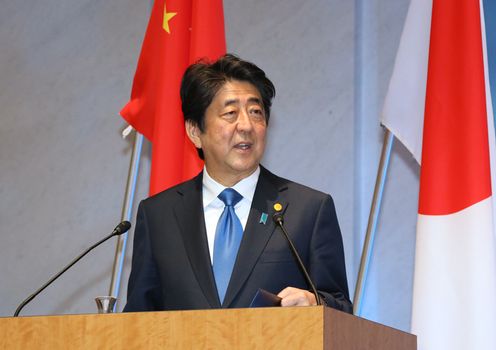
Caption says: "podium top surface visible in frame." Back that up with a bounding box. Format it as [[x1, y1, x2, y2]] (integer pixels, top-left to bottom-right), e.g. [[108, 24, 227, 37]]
[[0, 306, 416, 350]]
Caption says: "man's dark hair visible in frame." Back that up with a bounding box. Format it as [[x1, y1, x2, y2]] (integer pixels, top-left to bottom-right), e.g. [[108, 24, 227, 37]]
[[180, 54, 276, 159]]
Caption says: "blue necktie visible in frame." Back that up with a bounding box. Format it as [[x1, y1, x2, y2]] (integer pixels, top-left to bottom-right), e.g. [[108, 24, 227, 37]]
[[213, 188, 244, 303]]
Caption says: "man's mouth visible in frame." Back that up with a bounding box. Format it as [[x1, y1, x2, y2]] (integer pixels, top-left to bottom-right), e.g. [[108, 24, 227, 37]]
[[234, 142, 252, 150]]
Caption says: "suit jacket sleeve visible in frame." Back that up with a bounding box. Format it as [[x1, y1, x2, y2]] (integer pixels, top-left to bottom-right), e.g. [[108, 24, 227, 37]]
[[308, 195, 352, 313], [123, 201, 163, 312]]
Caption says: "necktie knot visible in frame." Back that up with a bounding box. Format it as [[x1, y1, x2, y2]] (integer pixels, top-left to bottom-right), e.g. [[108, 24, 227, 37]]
[[218, 188, 243, 207]]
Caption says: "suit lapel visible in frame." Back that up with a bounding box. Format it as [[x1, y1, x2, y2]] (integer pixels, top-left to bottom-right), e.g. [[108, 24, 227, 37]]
[[223, 167, 288, 307], [174, 173, 221, 308]]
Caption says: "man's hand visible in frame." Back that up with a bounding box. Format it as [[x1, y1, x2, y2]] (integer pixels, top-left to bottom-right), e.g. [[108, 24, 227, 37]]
[[277, 287, 317, 307]]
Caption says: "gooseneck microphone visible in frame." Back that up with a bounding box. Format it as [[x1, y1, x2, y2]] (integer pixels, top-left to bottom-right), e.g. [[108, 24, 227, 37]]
[[13, 221, 131, 317], [272, 213, 322, 306]]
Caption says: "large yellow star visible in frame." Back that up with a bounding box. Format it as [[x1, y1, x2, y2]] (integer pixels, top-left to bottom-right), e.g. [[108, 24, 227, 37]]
[[162, 2, 177, 34]]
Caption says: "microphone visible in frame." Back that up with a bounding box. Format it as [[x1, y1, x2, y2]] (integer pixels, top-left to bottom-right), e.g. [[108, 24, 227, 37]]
[[13, 221, 131, 317], [272, 212, 322, 306]]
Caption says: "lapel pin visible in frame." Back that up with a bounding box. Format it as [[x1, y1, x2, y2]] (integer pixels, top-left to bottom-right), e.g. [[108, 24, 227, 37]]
[[273, 203, 283, 212], [259, 213, 268, 225]]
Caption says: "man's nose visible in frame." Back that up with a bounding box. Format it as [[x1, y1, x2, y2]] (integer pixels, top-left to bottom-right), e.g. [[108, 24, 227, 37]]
[[236, 110, 254, 131]]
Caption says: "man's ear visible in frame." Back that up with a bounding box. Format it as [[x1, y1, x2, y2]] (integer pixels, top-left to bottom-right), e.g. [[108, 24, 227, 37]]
[[185, 120, 202, 148]]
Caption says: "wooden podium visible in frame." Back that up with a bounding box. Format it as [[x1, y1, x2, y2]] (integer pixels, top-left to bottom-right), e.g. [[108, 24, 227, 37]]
[[0, 306, 416, 349]]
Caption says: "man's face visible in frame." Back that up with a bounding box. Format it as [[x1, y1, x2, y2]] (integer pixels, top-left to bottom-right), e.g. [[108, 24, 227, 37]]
[[186, 80, 267, 186]]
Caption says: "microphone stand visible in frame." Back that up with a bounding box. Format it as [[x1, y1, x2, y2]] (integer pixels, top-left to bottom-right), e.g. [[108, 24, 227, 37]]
[[14, 221, 130, 317], [273, 214, 322, 306]]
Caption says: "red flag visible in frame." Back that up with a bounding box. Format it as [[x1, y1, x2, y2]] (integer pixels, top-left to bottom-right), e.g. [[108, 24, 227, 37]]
[[419, 0, 491, 216], [121, 0, 226, 195]]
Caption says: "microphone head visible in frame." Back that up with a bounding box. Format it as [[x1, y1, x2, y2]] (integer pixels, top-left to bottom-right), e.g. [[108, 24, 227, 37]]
[[272, 212, 284, 225], [113, 221, 131, 235]]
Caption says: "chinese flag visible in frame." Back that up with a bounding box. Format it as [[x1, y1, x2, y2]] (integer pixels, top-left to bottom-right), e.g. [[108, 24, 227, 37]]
[[121, 0, 226, 195]]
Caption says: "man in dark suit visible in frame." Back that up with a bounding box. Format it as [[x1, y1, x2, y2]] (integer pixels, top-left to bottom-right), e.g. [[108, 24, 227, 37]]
[[124, 54, 352, 313]]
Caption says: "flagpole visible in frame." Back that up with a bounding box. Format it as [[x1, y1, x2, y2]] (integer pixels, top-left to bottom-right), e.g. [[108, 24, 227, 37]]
[[107, 130, 144, 307], [353, 128, 394, 315]]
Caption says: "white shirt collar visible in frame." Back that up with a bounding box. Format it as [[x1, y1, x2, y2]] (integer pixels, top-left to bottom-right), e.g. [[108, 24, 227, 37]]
[[202, 166, 260, 209]]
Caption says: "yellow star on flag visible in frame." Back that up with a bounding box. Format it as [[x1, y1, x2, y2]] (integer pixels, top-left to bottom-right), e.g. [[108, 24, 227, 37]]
[[162, 2, 177, 34]]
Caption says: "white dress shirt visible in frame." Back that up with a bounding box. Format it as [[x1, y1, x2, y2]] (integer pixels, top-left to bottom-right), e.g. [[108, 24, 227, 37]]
[[202, 166, 260, 264]]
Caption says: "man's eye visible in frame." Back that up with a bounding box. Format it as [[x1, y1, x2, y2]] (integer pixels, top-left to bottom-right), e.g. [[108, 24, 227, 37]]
[[223, 110, 237, 117], [250, 109, 264, 117]]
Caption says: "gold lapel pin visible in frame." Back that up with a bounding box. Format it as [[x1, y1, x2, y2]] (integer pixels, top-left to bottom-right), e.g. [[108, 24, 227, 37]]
[[273, 203, 283, 212]]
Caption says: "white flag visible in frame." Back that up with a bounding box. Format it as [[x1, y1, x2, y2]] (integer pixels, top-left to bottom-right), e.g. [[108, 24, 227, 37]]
[[381, 0, 496, 349]]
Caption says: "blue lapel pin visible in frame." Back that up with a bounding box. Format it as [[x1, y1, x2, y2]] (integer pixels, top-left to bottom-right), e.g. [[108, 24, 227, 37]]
[[259, 212, 268, 225]]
